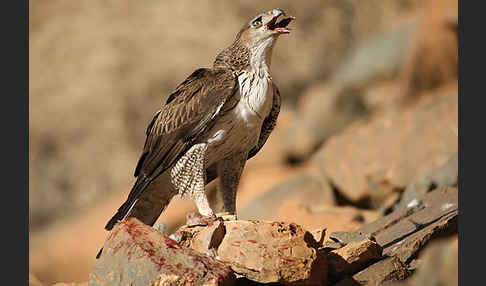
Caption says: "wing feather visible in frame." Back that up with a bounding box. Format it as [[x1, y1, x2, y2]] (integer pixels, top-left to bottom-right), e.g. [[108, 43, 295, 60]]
[[105, 67, 237, 230]]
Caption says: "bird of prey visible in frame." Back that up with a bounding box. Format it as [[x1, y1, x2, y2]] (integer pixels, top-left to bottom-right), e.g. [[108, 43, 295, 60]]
[[103, 8, 294, 237]]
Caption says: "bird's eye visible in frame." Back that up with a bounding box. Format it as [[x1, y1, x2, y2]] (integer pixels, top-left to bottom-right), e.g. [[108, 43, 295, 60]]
[[252, 17, 262, 27]]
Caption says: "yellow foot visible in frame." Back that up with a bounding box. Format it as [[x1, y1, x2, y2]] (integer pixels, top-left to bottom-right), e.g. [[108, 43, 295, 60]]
[[216, 212, 237, 221]]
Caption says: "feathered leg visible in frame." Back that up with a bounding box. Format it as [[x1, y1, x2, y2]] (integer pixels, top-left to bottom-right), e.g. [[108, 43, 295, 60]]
[[170, 143, 215, 217], [216, 152, 247, 220]]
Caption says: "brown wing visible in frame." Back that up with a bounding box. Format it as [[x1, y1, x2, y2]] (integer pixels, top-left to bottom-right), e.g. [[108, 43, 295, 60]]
[[105, 68, 238, 230], [248, 82, 281, 159]]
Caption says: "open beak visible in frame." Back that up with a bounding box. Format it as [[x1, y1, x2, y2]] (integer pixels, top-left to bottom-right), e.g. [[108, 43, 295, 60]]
[[265, 8, 295, 34]]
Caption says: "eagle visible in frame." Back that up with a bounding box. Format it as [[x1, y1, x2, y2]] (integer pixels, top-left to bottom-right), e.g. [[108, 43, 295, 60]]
[[99, 9, 293, 256]]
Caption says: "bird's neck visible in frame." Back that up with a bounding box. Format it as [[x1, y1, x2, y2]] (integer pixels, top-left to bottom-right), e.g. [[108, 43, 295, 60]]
[[248, 37, 275, 72], [213, 38, 275, 73]]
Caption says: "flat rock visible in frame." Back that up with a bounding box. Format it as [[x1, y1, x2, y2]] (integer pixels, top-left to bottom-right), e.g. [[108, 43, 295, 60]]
[[177, 220, 327, 286], [330, 187, 457, 264], [314, 90, 457, 205], [328, 238, 382, 277], [352, 257, 410, 285], [89, 218, 234, 286]]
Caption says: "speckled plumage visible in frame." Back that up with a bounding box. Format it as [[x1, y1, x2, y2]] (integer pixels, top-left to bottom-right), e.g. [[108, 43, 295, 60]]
[[103, 9, 293, 238]]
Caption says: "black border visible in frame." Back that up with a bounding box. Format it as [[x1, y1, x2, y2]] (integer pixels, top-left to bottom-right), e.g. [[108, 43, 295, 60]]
[[6, 0, 29, 285]]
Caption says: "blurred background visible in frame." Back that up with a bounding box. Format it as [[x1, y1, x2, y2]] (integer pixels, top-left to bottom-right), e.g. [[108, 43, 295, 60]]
[[29, 0, 458, 285]]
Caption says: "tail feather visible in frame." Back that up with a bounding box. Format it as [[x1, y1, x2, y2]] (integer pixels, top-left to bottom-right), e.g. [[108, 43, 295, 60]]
[[98, 171, 176, 259], [104, 177, 151, 231]]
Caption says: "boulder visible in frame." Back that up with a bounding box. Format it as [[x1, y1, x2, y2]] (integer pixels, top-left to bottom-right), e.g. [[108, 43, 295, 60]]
[[175, 219, 328, 286], [314, 91, 457, 206], [282, 84, 368, 163], [89, 218, 235, 286]]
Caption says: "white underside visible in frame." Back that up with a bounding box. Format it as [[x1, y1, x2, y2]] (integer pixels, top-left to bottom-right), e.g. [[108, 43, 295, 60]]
[[201, 67, 274, 165]]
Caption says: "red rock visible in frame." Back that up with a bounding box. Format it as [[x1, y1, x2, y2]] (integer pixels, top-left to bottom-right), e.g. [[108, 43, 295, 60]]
[[89, 218, 234, 286]]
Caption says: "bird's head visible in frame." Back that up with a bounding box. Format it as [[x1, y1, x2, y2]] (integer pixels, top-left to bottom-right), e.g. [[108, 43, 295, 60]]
[[237, 8, 294, 46], [214, 8, 294, 70]]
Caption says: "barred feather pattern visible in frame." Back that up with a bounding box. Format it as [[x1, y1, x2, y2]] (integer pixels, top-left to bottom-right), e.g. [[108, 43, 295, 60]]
[[170, 143, 208, 197]]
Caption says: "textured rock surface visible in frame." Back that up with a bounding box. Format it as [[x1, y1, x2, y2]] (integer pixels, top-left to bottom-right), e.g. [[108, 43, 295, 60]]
[[330, 187, 457, 264], [328, 238, 382, 276], [89, 218, 234, 286], [218, 221, 326, 285], [352, 257, 410, 285], [314, 91, 457, 205], [176, 219, 328, 285]]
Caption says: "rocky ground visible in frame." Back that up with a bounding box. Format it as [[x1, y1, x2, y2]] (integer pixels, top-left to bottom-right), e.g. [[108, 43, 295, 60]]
[[29, 0, 458, 285]]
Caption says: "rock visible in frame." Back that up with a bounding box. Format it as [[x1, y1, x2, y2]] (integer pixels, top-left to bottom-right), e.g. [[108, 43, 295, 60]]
[[328, 238, 382, 277], [277, 202, 379, 238], [238, 170, 335, 221], [330, 187, 457, 264], [177, 219, 327, 285], [89, 217, 235, 286], [314, 90, 457, 206], [352, 257, 410, 285], [149, 273, 228, 286], [332, 21, 416, 89], [282, 21, 418, 163], [219, 221, 326, 285], [406, 237, 458, 286], [282, 84, 369, 163], [395, 152, 458, 210], [400, 0, 458, 99]]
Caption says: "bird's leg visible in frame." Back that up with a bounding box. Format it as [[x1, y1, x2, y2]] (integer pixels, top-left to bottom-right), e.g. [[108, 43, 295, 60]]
[[216, 152, 247, 221], [171, 143, 216, 221]]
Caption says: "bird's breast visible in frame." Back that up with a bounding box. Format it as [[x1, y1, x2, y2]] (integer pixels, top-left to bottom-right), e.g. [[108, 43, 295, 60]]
[[201, 70, 274, 164]]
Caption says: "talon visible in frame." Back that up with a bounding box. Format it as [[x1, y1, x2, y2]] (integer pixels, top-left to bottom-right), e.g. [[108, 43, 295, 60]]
[[186, 212, 218, 226], [216, 212, 237, 221]]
